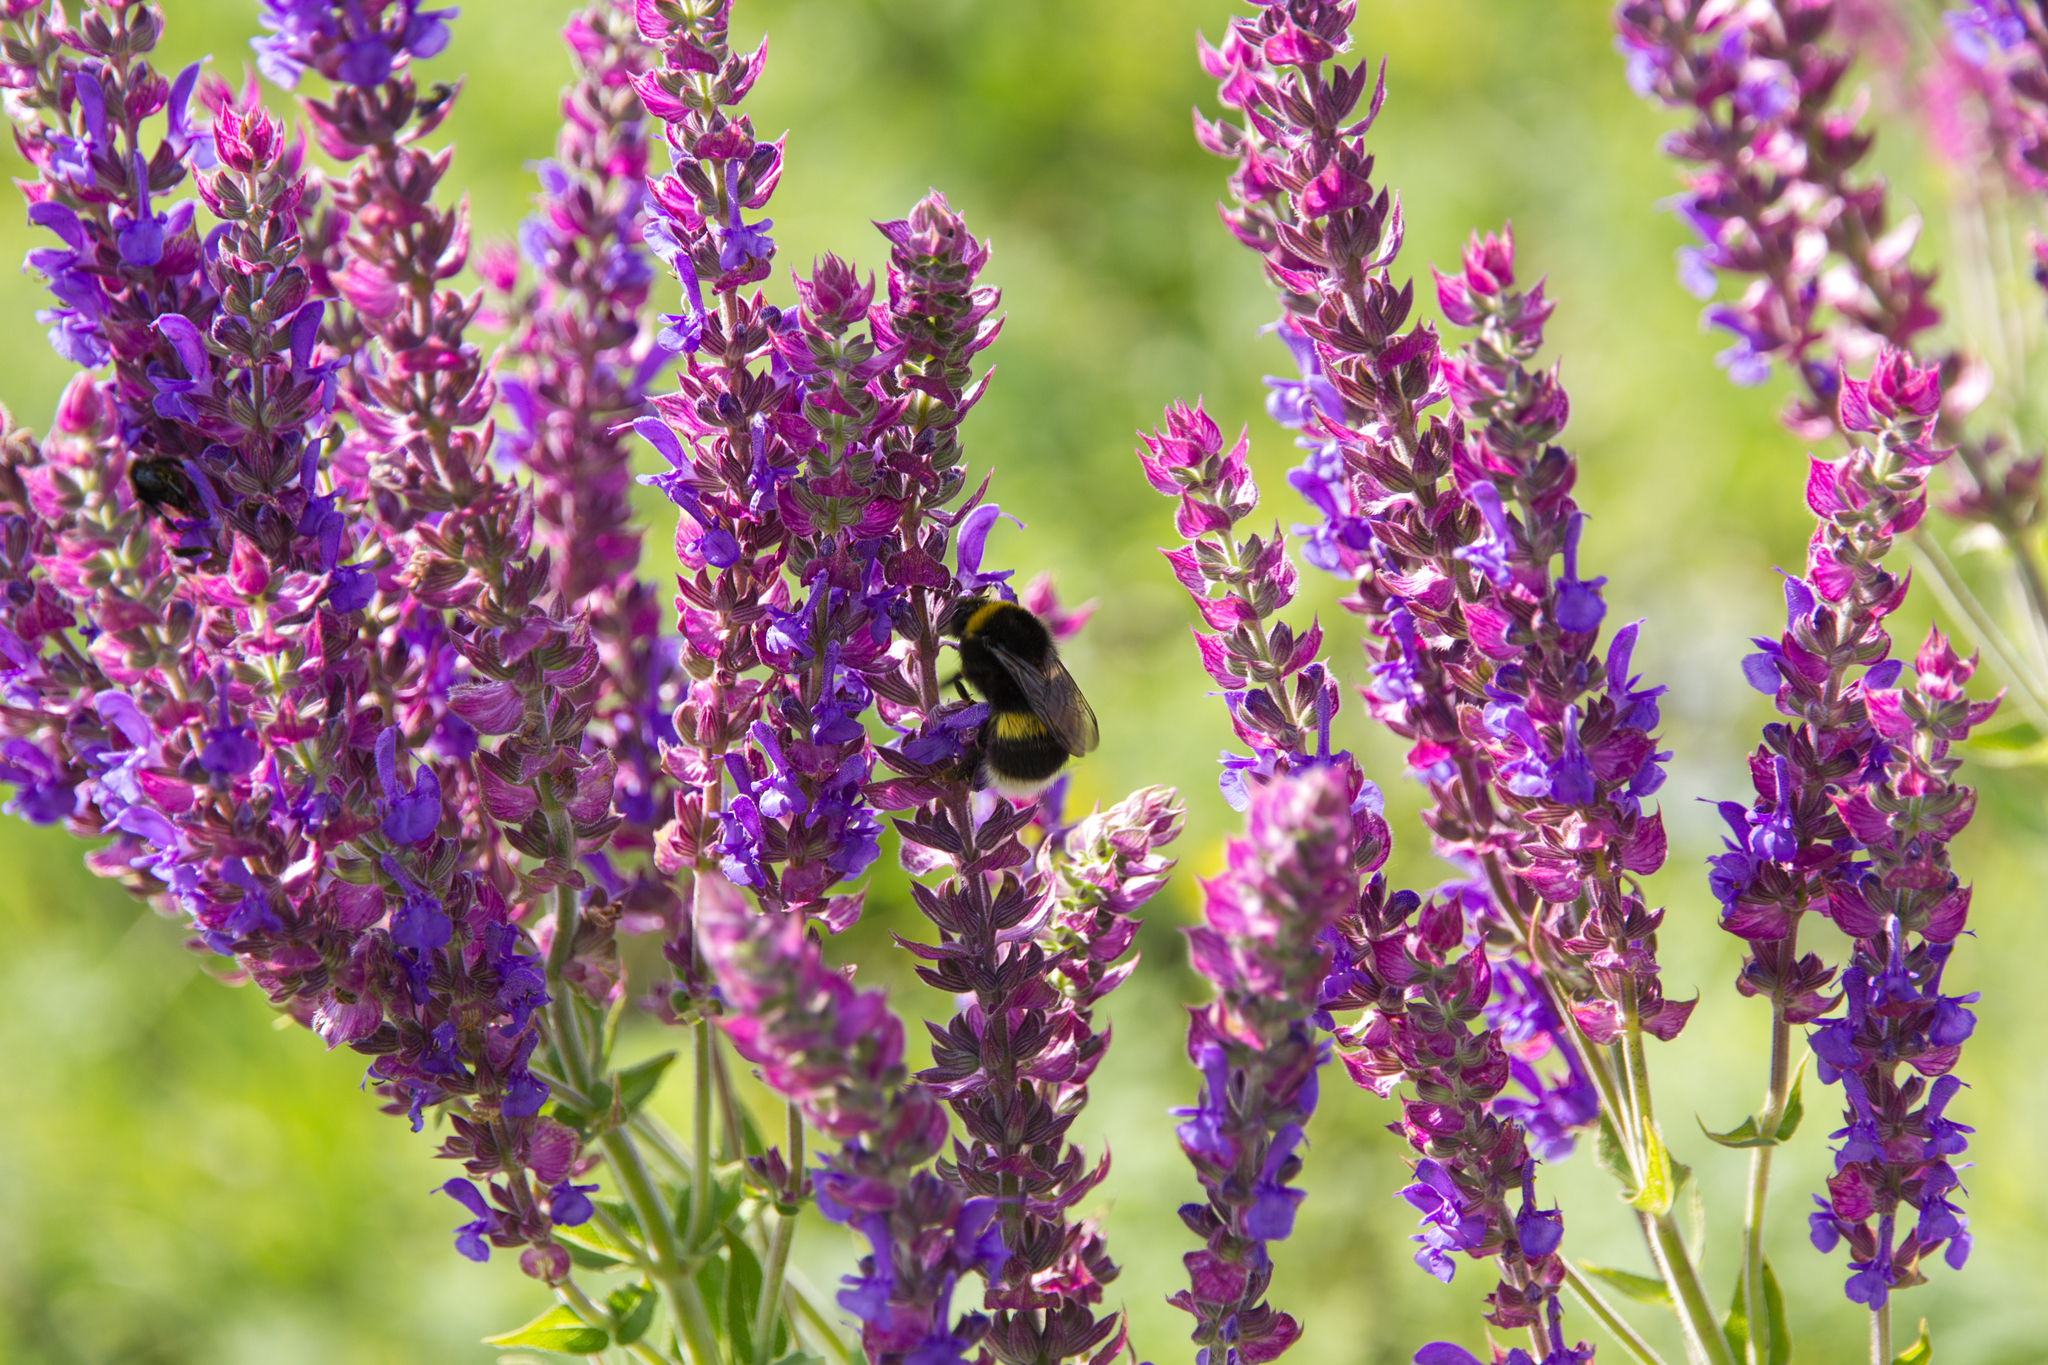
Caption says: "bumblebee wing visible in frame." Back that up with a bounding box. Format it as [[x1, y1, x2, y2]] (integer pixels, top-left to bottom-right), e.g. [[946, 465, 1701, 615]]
[[986, 640, 1099, 756]]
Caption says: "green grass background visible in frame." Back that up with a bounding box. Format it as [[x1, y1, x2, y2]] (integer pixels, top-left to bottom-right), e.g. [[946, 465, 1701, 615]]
[[2, 1, 2046, 1361]]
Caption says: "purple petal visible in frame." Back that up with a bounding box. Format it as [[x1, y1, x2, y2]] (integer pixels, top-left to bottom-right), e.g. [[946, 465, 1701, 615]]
[[151, 313, 209, 378]]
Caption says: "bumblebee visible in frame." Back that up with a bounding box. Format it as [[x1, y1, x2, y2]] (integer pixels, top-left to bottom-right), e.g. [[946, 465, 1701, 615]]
[[939, 596, 1099, 795], [127, 457, 210, 560]]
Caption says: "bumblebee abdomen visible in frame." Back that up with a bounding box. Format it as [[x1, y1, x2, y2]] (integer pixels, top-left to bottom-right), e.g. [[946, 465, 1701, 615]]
[[981, 707, 1069, 794]]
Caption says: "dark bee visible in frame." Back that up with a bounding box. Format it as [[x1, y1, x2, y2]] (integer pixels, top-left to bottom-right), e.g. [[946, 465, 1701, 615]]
[[127, 457, 211, 560], [415, 80, 457, 123], [939, 596, 1099, 795]]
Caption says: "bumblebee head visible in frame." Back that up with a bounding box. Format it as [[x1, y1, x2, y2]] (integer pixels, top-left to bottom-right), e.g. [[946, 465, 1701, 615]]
[[937, 595, 990, 638]]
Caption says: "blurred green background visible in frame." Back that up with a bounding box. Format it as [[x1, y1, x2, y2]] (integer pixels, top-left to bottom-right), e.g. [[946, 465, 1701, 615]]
[[3, 0, 2045, 1361]]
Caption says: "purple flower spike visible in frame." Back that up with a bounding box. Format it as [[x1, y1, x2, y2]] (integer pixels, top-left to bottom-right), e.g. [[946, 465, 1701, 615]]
[[1181, 11, 1608, 1347], [1170, 769, 1355, 1362], [694, 873, 996, 1363], [0, 0, 597, 1281], [1699, 347, 1989, 1303]]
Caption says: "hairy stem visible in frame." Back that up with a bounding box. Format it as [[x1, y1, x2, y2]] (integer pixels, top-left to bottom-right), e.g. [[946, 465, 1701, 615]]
[[630, 1111, 698, 1185], [547, 883, 592, 1091], [602, 1127, 721, 1365], [1562, 1261, 1671, 1365], [1741, 924, 1801, 1365], [750, 1100, 805, 1365], [711, 1038, 747, 1161], [1645, 1210, 1739, 1365], [753, 1206, 798, 1364], [1619, 984, 1728, 1365], [1621, 976, 1659, 1149], [689, 1017, 715, 1250]]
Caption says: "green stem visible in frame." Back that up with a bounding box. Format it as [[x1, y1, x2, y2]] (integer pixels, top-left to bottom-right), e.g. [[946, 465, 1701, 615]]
[[630, 1340, 682, 1365], [556, 1273, 612, 1328], [1620, 978, 1658, 1144], [602, 1127, 721, 1365], [1547, 970, 1636, 1165], [1645, 1211, 1739, 1365], [1741, 931, 1801, 1365], [592, 1205, 659, 1275], [630, 1112, 697, 1185], [1562, 1261, 1671, 1365], [751, 1101, 806, 1365], [560, 1275, 681, 1365], [547, 884, 593, 1093], [689, 1018, 715, 1250], [711, 1037, 747, 1161], [753, 1207, 799, 1364], [2004, 523, 2048, 658], [525, 1064, 595, 1114], [1619, 985, 1730, 1365], [666, 1274, 726, 1365], [1872, 1303, 1891, 1365], [603, 1129, 684, 1271]]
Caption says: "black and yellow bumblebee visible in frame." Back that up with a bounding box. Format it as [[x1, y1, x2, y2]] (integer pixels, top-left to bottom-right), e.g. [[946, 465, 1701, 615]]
[[127, 457, 212, 560], [939, 595, 1099, 795]]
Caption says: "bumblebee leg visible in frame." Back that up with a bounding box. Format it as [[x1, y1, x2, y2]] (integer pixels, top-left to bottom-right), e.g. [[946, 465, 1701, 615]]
[[941, 673, 971, 704]]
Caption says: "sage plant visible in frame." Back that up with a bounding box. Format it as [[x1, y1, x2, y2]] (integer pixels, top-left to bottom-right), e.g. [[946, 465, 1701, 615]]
[[627, 3, 1186, 1362], [1615, 0, 2048, 717], [1710, 352, 1988, 1354], [0, 1, 2025, 1364]]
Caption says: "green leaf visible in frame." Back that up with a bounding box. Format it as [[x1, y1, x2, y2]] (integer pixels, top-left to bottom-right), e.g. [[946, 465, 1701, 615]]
[[1680, 1161, 1705, 1268], [1698, 1112, 1775, 1149], [1627, 1123, 1673, 1215], [1595, 1112, 1637, 1198], [677, 1164, 753, 1238], [696, 1244, 730, 1353], [554, 1051, 671, 1136], [716, 1165, 749, 1230], [1723, 1257, 1792, 1365], [1893, 1318, 1932, 1365], [482, 1305, 609, 1355], [615, 1051, 678, 1116], [1703, 1062, 1807, 1151], [607, 1281, 658, 1347], [768, 1354, 826, 1365], [1964, 716, 2048, 765], [1762, 1258, 1790, 1365], [600, 989, 630, 1072], [725, 1227, 765, 1365], [1703, 1059, 1807, 1150], [1775, 1066, 1805, 1142], [555, 1199, 644, 1271], [1577, 1262, 1671, 1308], [559, 1239, 623, 1272], [600, 1198, 643, 1237]]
